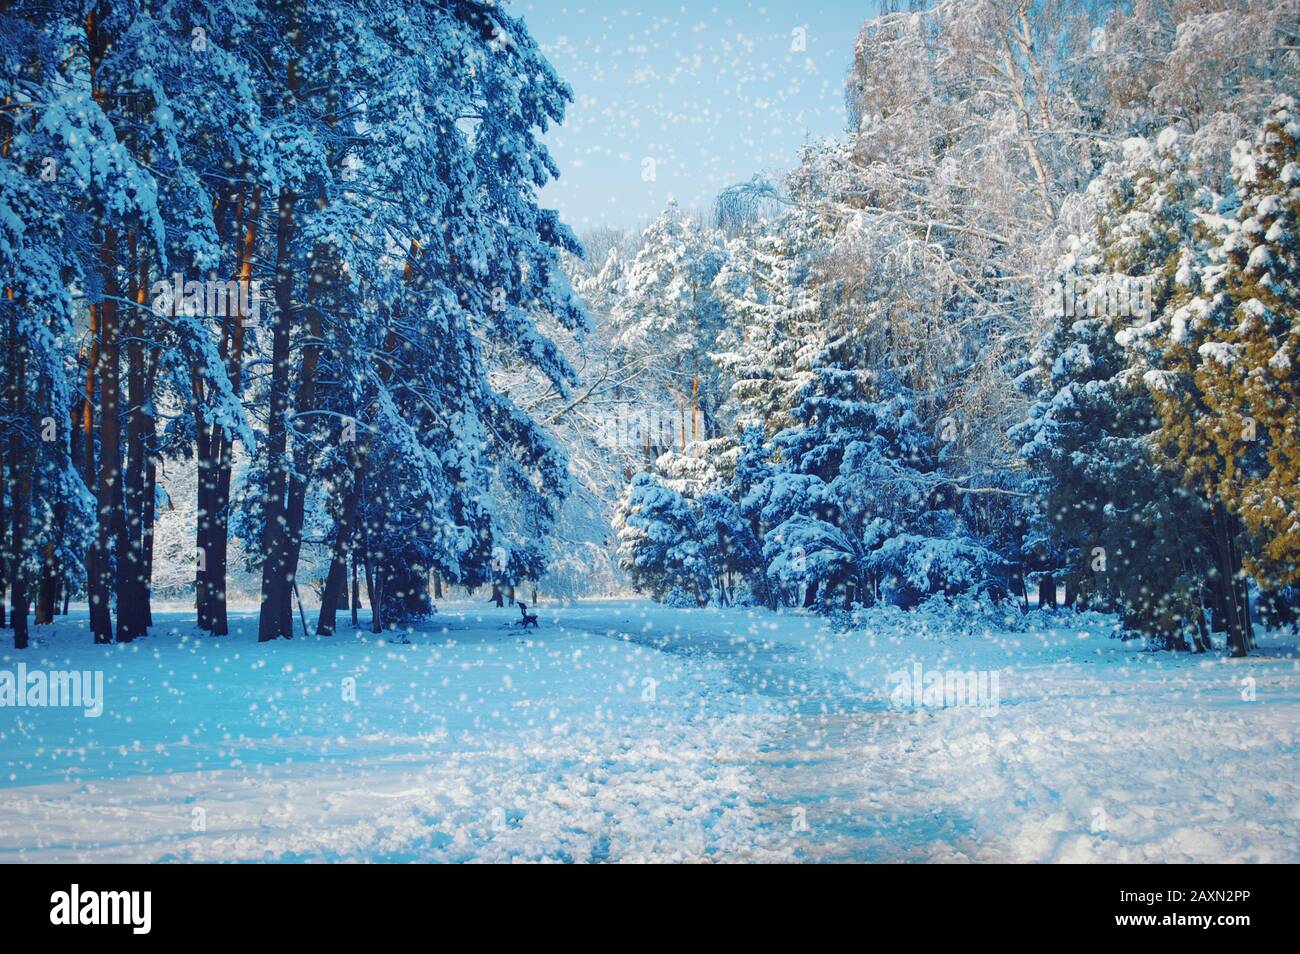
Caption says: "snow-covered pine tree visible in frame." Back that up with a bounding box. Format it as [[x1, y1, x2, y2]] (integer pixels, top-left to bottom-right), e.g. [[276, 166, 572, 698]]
[[611, 201, 728, 448], [257, 0, 589, 633], [711, 212, 820, 436], [0, 9, 97, 647], [1202, 98, 1300, 619], [1, 0, 248, 646], [614, 472, 710, 605], [1138, 98, 1300, 639], [1015, 131, 1223, 649]]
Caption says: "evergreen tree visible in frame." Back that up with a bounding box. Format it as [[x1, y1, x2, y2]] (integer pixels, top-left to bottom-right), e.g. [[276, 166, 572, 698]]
[[612, 202, 728, 446], [614, 472, 710, 605], [1014, 131, 1223, 649]]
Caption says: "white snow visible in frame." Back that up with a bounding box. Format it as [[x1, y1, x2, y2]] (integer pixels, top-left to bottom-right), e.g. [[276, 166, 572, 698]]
[[1, 600, 1295, 863]]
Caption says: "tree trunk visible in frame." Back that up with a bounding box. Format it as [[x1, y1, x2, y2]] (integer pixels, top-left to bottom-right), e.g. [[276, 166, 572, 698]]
[[207, 184, 258, 638], [91, 223, 122, 644], [0, 243, 9, 631], [1236, 575, 1256, 652], [34, 388, 65, 624], [194, 380, 214, 631], [1038, 572, 1057, 610], [1193, 600, 1212, 653], [0, 397, 7, 630], [116, 235, 150, 641], [195, 191, 230, 636], [259, 230, 329, 642], [7, 306, 31, 649], [141, 353, 158, 629], [34, 542, 58, 624], [1206, 579, 1227, 633], [364, 554, 382, 634], [316, 459, 360, 636], [316, 554, 346, 636], [84, 295, 107, 642], [350, 556, 359, 628], [273, 236, 330, 635], [257, 185, 298, 642], [691, 374, 699, 442], [85, 9, 116, 645], [1210, 504, 1250, 657]]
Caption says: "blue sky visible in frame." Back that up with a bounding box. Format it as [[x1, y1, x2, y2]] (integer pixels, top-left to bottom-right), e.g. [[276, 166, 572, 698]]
[[512, 1, 880, 232]]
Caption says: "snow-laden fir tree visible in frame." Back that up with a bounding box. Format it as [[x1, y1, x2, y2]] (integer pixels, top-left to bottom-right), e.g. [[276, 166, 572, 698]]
[[612, 201, 728, 447], [1132, 99, 1300, 637], [1014, 131, 1230, 649]]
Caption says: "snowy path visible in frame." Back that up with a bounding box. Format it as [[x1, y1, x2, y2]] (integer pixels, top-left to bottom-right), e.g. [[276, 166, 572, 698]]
[[0, 600, 1296, 862]]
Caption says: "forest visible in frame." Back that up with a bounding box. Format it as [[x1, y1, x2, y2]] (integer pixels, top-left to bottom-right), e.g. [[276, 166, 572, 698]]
[[1, 0, 1298, 868], [1, 0, 589, 648], [1, 0, 1297, 661]]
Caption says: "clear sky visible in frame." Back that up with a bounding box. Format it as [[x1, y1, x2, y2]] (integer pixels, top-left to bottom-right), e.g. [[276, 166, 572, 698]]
[[511, 1, 880, 232]]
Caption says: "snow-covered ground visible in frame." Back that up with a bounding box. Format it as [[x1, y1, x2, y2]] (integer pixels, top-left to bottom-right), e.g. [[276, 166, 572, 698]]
[[1, 599, 1296, 863]]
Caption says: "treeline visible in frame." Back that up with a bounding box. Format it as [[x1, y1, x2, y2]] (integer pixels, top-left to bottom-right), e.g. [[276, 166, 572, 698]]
[[610, 0, 1298, 654], [0, 0, 585, 649]]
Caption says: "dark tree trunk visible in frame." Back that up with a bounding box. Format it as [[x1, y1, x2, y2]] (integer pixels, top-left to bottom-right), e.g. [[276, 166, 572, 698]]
[[91, 224, 123, 645], [316, 554, 346, 636], [210, 188, 258, 638], [207, 449, 231, 636], [256, 0, 305, 642], [259, 236, 326, 642], [7, 311, 31, 648], [1206, 579, 1228, 633], [257, 186, 298, 642], [85, 11, 116, 645], [364, 555, 381, 634], [63, 400, 81, 623], [141, 358, 157, 630], [279, 468, 313, 631], [316, 462, 359, 636], [34, 403, 65, 623], [35, 542, 58, 624], [1038, 573, 1057, 610], [117, 237, 150, 641], [1193, 601, 1212, 653], [1235, 569, 1256, 652], [85, 297, 107, 643], [350, 556, 359, 628], [194, 395, 213, 631], [0, 403, 6, 630], [1210, 504, 1250, 657]]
